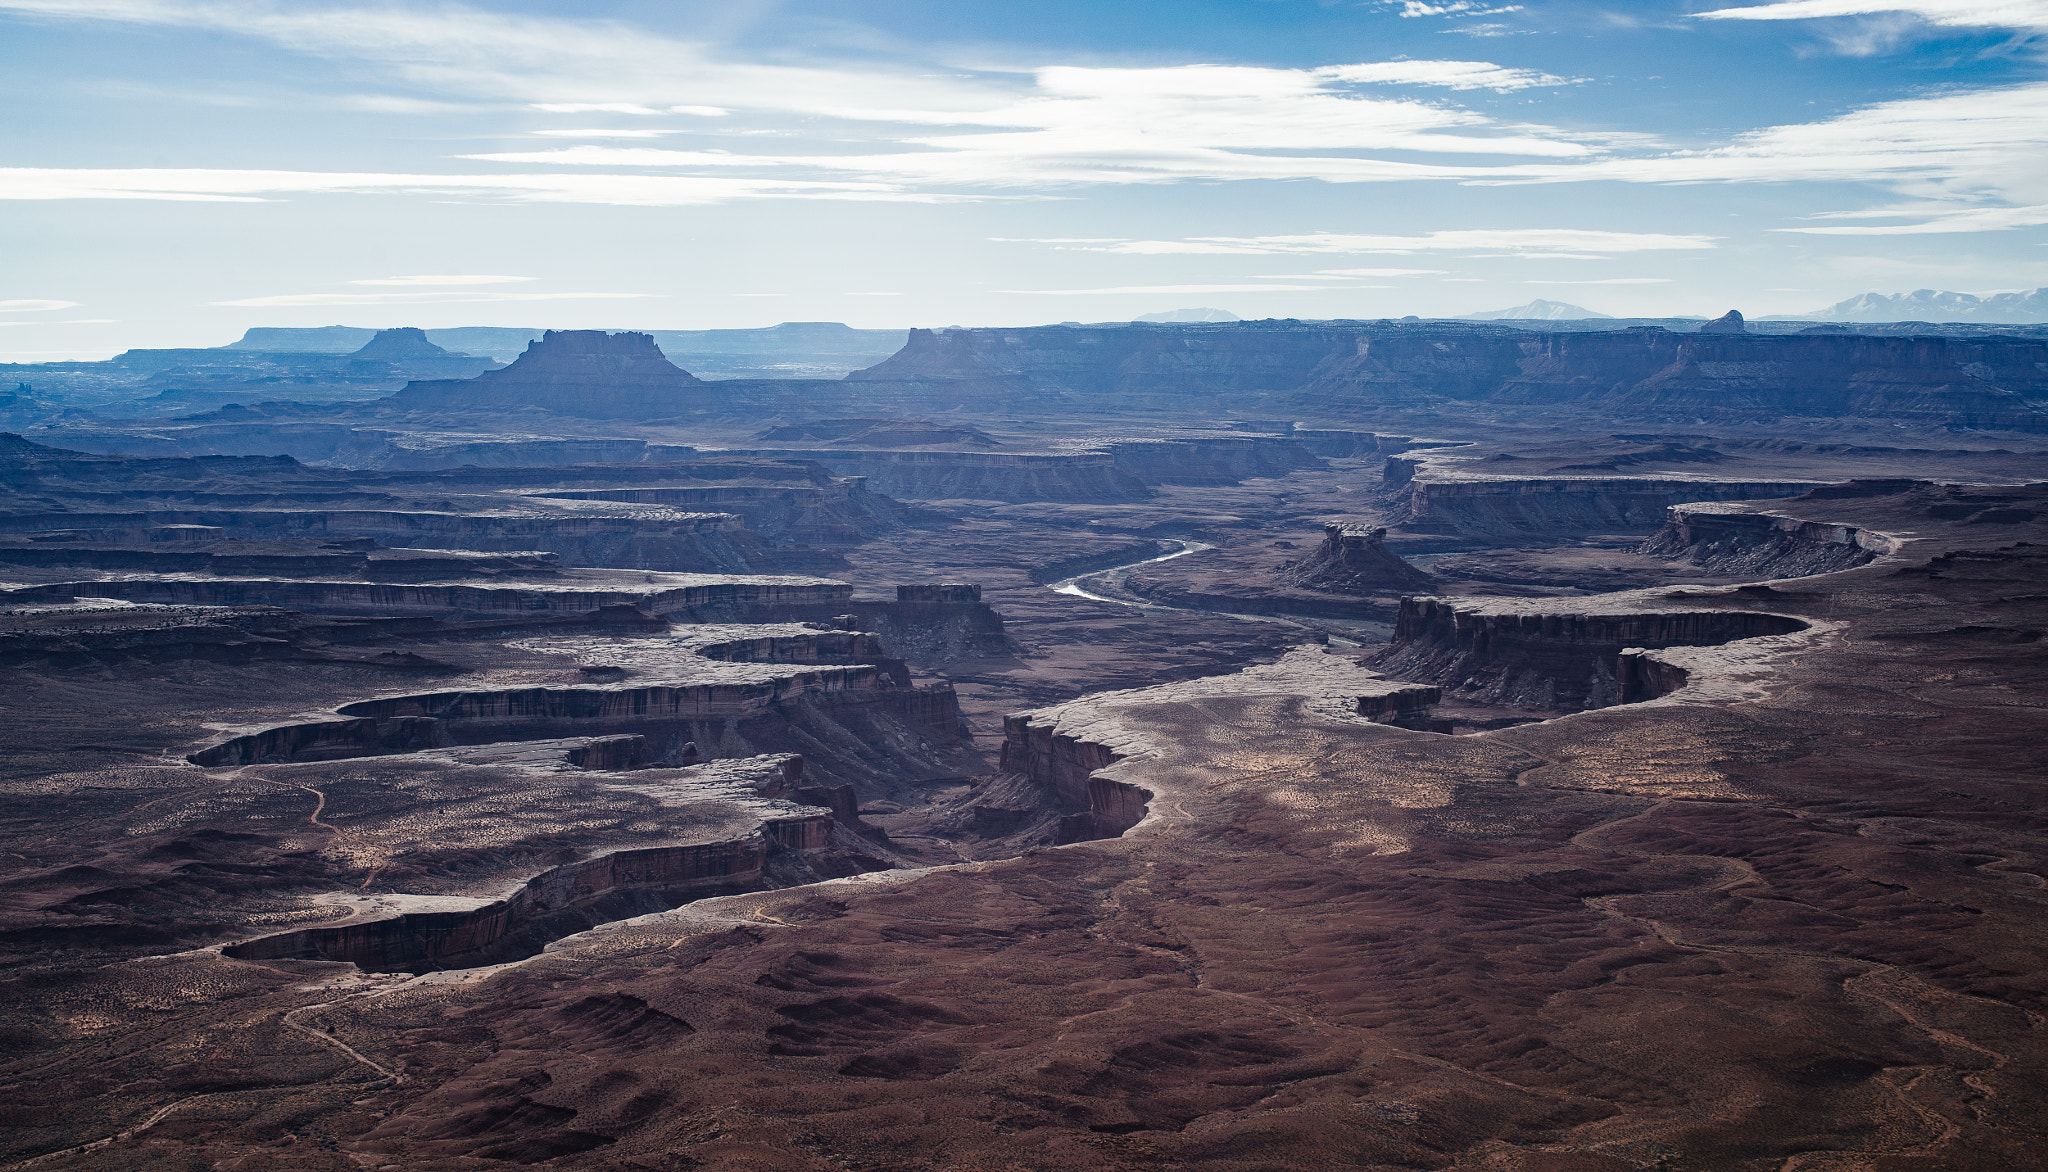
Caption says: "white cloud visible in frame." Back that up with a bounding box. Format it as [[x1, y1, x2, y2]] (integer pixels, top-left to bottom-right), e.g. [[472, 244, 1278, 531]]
[[1017, 230, 1717, 255], [0, 167, 957, 206], [4, 0, 2037, 226], [0, 318, 115, 325], [456, 61, 1602, 191], [1774, 202, 2048, 232], [0, 299, 80, 312], [0, 1, 1019, 124], [998, 283, 1338, 294], [1301, 267, 1449, 276], [1318, 60, 1576, 92], [1524, 277, 1674, 283], [1695, 1, 2048, 30], [531, 102, 664, 115], [348, 274, 536, 286], [1474, 82, 2048, 225], [531, 128, 677, 139], [845, 291, 902, 296], [1395, 2, 1526, 15], [209, 290, 661, 307]]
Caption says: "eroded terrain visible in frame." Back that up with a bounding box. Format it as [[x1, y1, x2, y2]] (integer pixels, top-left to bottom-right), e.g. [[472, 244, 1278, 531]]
[[0, 323, 2045, 1169]]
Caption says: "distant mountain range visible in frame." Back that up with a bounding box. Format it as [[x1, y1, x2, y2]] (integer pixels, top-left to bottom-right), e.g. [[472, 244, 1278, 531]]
[[1134, 307, 1241, 323], [221, 321, 908, 374], [1459, 299, 1611, 321], [1785, 288, 2048, 324]]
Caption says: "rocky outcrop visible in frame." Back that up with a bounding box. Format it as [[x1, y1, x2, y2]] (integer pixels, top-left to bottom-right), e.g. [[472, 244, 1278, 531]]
[[222, 835, 777, 972], [1376, 595, 1809, 711], [1699, 310, 1746, 335], [345, 328, 494, 382], [191, 663, 960, 780], [389, 331, 709, 419], [0, 539, 559, 580], [220, 755, 835, 973], [10, 571, 852, 619], [0, 507, 785, 573], [1284, 524, 1436, 593], [1401, 474, 1822, 538], [1639, 502, 1894, 577]]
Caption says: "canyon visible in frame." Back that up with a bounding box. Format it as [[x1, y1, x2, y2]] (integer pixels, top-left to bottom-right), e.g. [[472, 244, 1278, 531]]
[[0, 323, 2043, 1170]]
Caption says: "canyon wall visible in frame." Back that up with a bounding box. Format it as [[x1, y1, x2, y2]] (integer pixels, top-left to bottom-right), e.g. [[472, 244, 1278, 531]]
[[1639, 501, 1894, 576], [1401, 475, 1823, 537], [843, 321, 2048, 430], [1378, 596, 1809, 711]]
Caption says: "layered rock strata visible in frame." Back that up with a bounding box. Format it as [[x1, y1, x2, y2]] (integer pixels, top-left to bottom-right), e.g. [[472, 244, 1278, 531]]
[[1640, 499, 1896, 576], [847, 320, 2048, 430], [9, 569, 852, 620], [1377, 592, 1811, 711], [1400, 472, 1823, 537]]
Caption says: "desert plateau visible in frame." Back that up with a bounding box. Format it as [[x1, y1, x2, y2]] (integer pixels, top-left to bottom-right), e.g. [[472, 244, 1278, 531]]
[[7, 1, 2048, 1167]]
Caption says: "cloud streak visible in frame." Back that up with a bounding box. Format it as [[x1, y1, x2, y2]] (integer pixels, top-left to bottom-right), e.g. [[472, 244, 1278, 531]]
[[209, 290, 660, 306], [348, 274, 536, 286], [998, 283, 1339, 294], [1695, 1, 2048, 30], [1010, 230, 1718, 254], [0, 167, 956, 205], [0, 299, 80, 312]]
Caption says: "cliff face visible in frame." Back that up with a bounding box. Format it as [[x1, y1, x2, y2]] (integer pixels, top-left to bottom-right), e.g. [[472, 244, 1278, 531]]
[[1376, 596, 1808, 711], [846, 321, 2048, 430], [390, 330, 709, 419], [1639, 502, 1893, 576], [846, 322, 1373, 406], [1402, 475, 1824, 538]]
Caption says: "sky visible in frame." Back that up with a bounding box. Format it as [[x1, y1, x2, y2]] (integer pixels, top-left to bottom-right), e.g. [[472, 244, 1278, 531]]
[[3, 0, 2047, 358]]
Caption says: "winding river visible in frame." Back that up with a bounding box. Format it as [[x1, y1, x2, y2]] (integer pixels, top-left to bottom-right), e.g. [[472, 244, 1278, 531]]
[[1043, 538, 1388, 645]]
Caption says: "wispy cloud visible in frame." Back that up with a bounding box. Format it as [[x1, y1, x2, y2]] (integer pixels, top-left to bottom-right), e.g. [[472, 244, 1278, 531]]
[[1774, 203, 2048, 232], [0, 299, 80, 312], [0, 167, 957, 205], [998, 283, 1338, 294], [1695, 1, 2048, 31], [1470, 82, 2048, 232], [1525, 277, 1674, 283], [531, 128, 678, 139], [348, 274, 536, 286], [1392, 2, 1527, 16], [209, 290, 660, 307], [1319, 60, 1576, 92], [1008, 230, 1718, 255], [1254, 267, 1450, 276]]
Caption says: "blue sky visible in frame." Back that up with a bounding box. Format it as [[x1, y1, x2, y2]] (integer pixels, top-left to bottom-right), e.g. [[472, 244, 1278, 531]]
[[3, 0, 2046, 357]]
